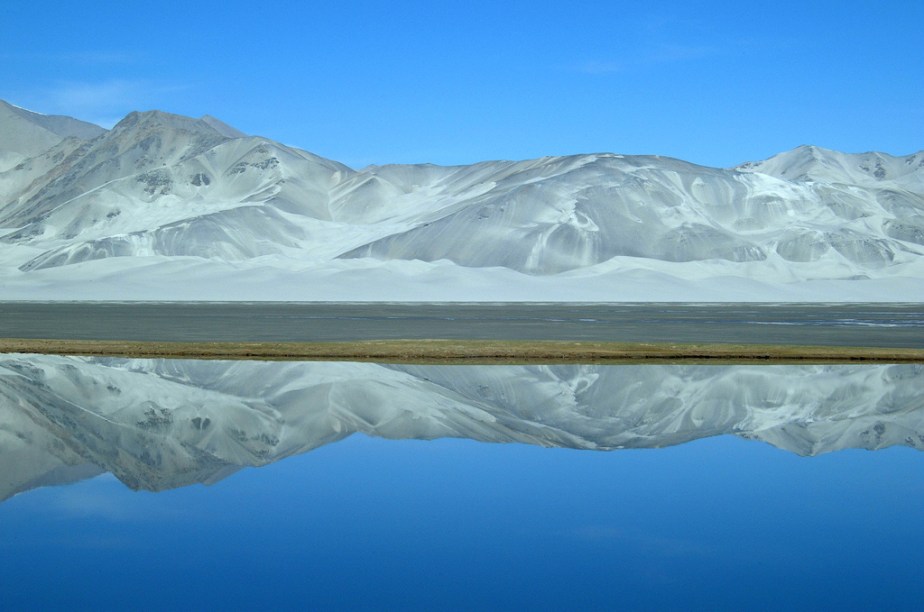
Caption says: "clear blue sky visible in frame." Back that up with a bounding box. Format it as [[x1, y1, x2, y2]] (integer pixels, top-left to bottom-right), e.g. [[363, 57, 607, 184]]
[[2, 0, 921, 168]]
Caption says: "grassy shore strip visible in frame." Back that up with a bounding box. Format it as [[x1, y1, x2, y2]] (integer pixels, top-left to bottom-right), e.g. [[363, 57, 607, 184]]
[[0, 338, 922, 363]]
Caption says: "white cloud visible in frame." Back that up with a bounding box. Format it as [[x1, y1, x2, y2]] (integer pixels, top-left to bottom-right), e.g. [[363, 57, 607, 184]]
[[573, 60, 627, 75], [570, 524, 717, 557], [568, 43, 718, 75], [0, 51, 134, 65], [48, 80, 141, 112], [39, 79, 189, 126], [63, 51, 135, 65]]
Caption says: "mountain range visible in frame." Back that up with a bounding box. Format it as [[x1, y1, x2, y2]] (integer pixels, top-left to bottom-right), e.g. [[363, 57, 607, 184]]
[[1, 99, 922, 300], [2, 355, 921, 500]]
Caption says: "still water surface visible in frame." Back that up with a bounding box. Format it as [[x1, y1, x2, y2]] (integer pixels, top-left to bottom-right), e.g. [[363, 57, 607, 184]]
[[0, 356, 922, 609]]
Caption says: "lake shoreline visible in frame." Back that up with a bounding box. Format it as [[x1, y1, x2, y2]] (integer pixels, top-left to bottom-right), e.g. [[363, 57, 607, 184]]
[[1, 338, 922, 364]]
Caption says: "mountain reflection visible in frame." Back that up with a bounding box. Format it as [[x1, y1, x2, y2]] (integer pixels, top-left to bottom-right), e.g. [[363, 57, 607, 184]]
[[1, 355, 922, 500]]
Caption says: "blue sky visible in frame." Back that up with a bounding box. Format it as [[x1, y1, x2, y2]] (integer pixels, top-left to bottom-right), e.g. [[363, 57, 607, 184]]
[[1, 0, 921, 168]]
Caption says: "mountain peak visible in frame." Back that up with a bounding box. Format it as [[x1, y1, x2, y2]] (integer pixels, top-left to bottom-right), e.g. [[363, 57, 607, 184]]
[[736, 144, 923, 185], [111, 109, 225, 137]]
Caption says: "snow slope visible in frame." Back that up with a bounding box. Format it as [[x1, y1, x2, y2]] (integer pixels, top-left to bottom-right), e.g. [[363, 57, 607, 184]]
[[0, 102, 922, 301], [1, 355, 921, 499]]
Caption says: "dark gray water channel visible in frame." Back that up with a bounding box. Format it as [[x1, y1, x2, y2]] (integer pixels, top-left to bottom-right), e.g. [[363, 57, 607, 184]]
[[0, 302, 922, 347]]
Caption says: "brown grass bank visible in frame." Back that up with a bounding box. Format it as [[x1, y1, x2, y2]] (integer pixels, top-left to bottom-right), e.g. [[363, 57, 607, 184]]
[[0, 338, 922, 364]]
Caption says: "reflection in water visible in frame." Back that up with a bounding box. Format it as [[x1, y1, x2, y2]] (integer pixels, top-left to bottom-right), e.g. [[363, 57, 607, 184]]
[[1, 355, 922, 500]]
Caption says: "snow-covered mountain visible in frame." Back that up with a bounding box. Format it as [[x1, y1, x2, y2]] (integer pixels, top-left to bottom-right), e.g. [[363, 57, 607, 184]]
[[1, 101, 922, 300], [0, 100, 105, 173], [1, 355, 921, 499]]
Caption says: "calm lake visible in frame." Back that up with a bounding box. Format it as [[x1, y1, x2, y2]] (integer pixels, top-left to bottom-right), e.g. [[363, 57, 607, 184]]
[[1, 355, 922, 610]]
